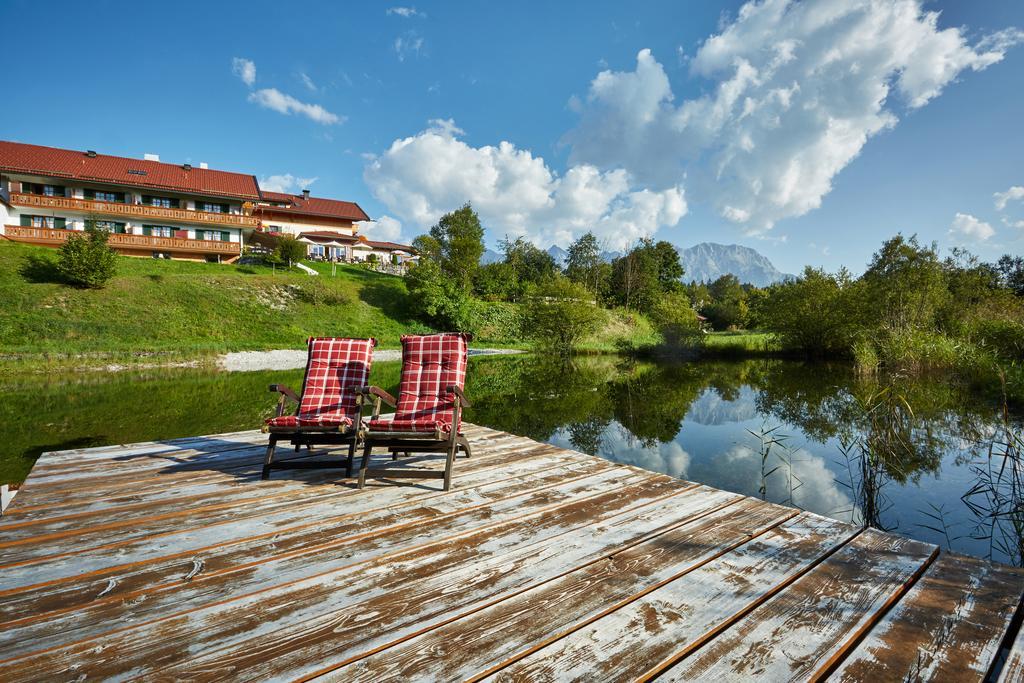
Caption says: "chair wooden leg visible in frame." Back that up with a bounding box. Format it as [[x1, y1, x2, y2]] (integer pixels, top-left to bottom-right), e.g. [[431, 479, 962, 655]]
[[262, 436, 278, 480], [346, 439, 356, 478], [443, 435, 458, 491], [458, 435, 472, 458], [357, 440, 373, 489]]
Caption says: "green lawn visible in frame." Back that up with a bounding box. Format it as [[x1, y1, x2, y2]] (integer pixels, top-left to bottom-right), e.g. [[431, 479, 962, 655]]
[[0, 241, 433, 368]]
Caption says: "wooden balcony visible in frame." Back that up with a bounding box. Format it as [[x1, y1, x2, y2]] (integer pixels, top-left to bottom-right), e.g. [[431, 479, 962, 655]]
[[3, 225, 241, 255], [9, 192, 258, 228]]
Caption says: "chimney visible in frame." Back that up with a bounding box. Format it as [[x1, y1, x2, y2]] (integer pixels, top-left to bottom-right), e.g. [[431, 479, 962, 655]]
[[144, 153, 160, 162], [302, 189, 311, 200], [199, 162, 208, 169], [86, 150, 97, 158], [182, 163, 192, 171]]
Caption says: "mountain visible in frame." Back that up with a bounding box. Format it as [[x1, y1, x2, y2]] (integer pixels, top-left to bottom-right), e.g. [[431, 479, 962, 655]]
[[546, 245, 569, 266], [678, 242, 790, 287], [480, 248, 503, 265]]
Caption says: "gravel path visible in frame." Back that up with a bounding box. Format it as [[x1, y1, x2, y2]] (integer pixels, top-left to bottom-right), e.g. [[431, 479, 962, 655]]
[[219, 347, 524, 372]]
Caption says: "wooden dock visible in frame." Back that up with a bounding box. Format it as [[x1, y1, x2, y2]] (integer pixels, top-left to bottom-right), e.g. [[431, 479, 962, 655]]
[[1, 423, 1023, 681]]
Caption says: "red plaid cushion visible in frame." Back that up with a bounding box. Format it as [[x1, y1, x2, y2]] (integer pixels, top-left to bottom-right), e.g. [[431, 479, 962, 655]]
[[367, 333, 468, 434], [265, 337, 375, 430]]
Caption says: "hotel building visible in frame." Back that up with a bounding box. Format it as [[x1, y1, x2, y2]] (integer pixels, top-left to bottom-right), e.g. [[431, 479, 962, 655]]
[[0, 140, 411, 265]]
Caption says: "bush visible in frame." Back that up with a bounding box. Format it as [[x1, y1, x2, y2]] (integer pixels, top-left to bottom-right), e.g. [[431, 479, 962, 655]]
[[467, 301, 523, 343], [651, 292, 705, 354], [970, 319, 1024, 361], [269, 235, 307, 267], [56, 226, 118, 289], [523, 276, 603, 356], [756, 267, 863, 356], [405, 259, 474, 331], [297, 280, 350, 307]]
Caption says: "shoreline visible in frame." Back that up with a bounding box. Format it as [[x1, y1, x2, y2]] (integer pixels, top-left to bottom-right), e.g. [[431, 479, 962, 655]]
[[218, 347, 526, 372]]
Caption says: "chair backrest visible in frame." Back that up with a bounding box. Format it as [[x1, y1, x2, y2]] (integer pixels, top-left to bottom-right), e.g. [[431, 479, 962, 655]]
[[394, 333, 470, 432], [297, 337, 376, 423]]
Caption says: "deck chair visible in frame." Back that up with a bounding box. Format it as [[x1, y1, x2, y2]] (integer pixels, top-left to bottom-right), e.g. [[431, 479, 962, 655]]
[[261, 337, 376, 480], [356, 332, 472, 491]]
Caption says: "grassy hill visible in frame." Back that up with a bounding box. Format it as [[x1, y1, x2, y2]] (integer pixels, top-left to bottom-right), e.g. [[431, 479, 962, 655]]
[[0, 241, 436, 368]]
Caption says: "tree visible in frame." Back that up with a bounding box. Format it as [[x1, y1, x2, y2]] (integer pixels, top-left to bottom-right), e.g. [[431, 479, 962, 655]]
[[651, 292, 704, 353], [652, 240, 684, 293], [523, 276, 603, 356], [863, 234, 948, 333], [274, 234, 307, 268], [996, 255, 1024, 296], [412, 234, 442, 263], [565, 232, 609, 294], [405, 258, 473, 330], [489, 236, 558, 301], [428, 203, 485, 288], [756, 266, 864, 356], [703, 274, 749, 330], [473, 262, 516, 301], [56, 221, 118, 289]]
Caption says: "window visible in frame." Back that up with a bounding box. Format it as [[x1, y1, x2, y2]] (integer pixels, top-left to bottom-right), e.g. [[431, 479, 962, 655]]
[[200, 202, 227, 213], [85, 189, 125, 203], [22, 183, 66, 197], [142, 225, 174, 238], [95, 221, 126, 234], [309, 245, 325, 258], [201, 230, 229, 241], [31, 216, 55, 228], [143, 195, 178, 209], [267, 225, 282, 233], [152, 252, 172, 260]]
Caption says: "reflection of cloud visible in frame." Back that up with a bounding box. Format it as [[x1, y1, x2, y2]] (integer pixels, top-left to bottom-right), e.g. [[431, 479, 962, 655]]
[[716, 444, 857, 521], [553, 422, 690, 479], [685, 387, 758, 425]]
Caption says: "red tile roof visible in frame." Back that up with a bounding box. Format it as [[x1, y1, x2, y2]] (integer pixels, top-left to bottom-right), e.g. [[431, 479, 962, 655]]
[[363, 239, 416, 253], [0, 140, 260, 200], [256, 191, 370, 222], [299, 231, 359, 242]]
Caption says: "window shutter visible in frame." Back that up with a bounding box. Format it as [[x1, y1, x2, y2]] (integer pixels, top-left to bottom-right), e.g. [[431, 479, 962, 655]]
[[55, 217, 66, 229], [20, 215, 30, 226]]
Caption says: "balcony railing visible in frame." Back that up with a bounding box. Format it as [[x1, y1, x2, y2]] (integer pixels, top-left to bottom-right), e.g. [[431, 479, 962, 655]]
[[9, 192, 258, 228], [3, 225, 241, 254]]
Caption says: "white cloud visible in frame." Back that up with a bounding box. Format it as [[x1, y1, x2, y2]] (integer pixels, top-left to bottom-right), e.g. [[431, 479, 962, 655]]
[[299, 72, 317, 92], [387, 6, 423, 18], [357, 215, 404, 242], [949, 212, 995, 242], [995, 186, 1024, 211], [565, 1, 1022, 233], [232, 57, 256, 87], [363, 119, 686, 249], [248, 88, 344, 125], [393, 32, 425, 61], [258, 174, 319, 194]]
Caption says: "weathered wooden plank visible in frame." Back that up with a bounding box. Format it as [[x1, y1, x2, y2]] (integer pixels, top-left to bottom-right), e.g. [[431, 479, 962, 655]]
[[0, 442, 563, 569], [656, 528, 937, 682], [999, 621, 1024, 682], [122, 486, 737, 682], [0, 444, 575, 587], [331, 498, 797, 682], [488, 513, 856, 683], [0, 457, 619, 646], [0, 478, 721, 680], [833, 552, 1024, 682]]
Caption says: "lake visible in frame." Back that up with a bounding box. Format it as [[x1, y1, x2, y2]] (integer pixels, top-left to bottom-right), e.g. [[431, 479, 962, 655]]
[[3, 354, 1021, 565]]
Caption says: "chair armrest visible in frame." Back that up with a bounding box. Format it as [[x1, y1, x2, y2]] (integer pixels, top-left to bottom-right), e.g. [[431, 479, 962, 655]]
[[269, 384, 300, 404], [356, 386, 397, 408], [446, 385, 471, 408]]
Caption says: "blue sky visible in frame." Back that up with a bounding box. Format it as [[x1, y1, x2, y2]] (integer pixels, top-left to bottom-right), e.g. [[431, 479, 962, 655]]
[[1, 0, 1022, 274]]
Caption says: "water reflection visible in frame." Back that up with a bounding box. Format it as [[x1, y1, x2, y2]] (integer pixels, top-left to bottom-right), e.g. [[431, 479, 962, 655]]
[[2, 354, 1021, 564]]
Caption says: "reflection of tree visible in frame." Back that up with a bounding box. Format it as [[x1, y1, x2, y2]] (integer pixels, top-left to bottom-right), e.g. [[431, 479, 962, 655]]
[[608, 361, 707, 444], [566, 416, 611, 456]]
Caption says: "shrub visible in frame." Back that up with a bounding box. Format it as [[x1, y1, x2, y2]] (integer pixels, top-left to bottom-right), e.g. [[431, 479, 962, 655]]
[[274, 235, 308, 267], [298, 280, 350, 307], [970, 318, 1024, 361], [405, 259, 474, 331], [651, 292, 705, 354], [56, 225, 118, 289], [523, 276, 603, 355], [467, 301, 523, 343], [756, 267, 863, 356]]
